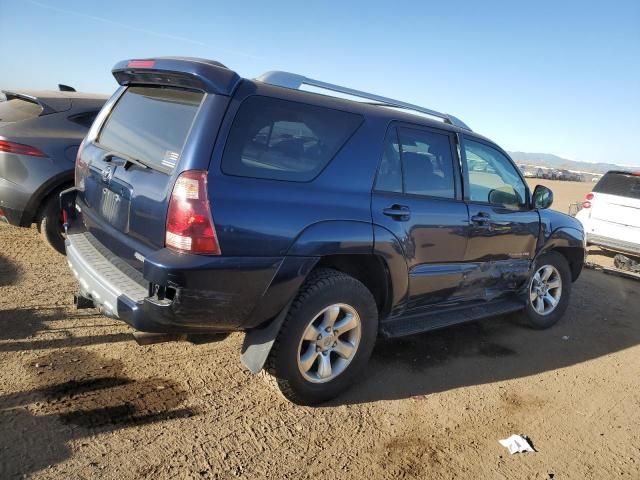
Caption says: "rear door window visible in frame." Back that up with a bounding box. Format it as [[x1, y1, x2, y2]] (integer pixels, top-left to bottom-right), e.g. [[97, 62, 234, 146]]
[[375, 125, 457, 199], [98, 86, 204, 172], [398, 127, 456, 198], [593, 172, 640, 200], [0, 98, 43, 123], [221, 96, 363, 181], [374, 128, 402, 193]]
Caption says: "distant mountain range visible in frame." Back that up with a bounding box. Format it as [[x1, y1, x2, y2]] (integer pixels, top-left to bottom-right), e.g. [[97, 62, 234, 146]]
[[508, 151, 630, 174]]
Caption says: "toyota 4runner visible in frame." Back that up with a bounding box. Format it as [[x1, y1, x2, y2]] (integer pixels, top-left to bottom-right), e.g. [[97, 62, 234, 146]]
[[62, 57, 585, 405]]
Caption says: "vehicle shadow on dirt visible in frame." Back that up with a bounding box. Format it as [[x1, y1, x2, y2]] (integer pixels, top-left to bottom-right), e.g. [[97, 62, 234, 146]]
[[0, 349, 197, 478], [0, 252, 21, 287], [335, 270, 640, 406], [0, 306, 130, 351]]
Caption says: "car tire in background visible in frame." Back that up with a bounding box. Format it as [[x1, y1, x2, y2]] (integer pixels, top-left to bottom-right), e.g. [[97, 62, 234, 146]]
[[37, 190, 67, 255], [522, 251, 572, 329], [265, 268, 378, 405]]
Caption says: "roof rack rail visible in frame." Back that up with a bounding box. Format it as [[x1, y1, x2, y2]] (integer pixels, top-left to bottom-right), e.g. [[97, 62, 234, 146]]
[[255, 71, 472, 131]]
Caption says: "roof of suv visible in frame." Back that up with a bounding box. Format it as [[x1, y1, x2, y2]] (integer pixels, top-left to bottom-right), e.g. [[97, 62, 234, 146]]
[[112, 56, 498, 148], [236, 76, 499, 146]]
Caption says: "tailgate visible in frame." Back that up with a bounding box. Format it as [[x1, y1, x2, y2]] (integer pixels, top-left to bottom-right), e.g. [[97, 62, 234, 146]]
[[591, 171, 640, 228], [591, 196, 640, 228], [74, 58, 240, 271]]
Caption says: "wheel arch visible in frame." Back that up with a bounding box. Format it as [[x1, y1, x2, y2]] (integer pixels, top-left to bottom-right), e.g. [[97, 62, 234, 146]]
[[536, 227, 585, 282], [240, 222, 409, 373], [312, 253, 392, 315], [22, 171, 74, 226]]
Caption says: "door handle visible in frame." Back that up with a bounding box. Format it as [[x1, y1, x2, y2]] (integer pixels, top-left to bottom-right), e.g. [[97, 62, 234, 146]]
[[383, 205, 411, 220], [490, 219, 512, 226], [471, 213, 511, 229], [471, 213, 491, 224]]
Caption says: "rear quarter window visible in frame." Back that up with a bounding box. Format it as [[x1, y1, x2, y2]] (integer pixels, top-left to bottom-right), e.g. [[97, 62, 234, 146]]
[[98, 86, 204, 172], [221, 96, 363, 181], [593, 172, 640, 200]]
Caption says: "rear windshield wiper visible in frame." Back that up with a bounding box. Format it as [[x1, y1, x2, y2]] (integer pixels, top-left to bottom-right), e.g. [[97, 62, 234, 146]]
[[103, 151, 150, 170]]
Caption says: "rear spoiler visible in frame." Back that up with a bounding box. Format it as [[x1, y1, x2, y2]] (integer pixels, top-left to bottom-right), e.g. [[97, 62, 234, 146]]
[[111, 57, 242, 95], [605, 170, 640, 177], [0, 90, 67, 114]]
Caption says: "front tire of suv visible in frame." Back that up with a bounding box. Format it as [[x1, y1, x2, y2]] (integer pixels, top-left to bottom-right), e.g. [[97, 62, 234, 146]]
[[37, 192, 66, 255], [522, 251, 572, 329], [265, 268, 378, 405]]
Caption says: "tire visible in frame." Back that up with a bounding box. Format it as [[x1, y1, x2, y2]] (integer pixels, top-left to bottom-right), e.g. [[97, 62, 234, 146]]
[[265, 268, 378, 405], [522, 251, 572, 329], [37, 192, 66, 255]]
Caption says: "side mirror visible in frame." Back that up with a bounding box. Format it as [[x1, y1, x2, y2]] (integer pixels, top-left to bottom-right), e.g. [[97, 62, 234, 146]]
[[532, 185, 553, 209]]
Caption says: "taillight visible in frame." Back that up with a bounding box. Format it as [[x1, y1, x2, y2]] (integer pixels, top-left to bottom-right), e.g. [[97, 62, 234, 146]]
[[0, 140, 47, 157], [583, 192, 594, 209], [165, 170, 220, 255], [127, 59, 156, 68], [74, 139, 89, 190]]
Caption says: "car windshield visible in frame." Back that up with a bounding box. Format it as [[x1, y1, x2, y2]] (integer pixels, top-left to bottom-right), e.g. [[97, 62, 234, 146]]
[[593, 172, 640, 200]]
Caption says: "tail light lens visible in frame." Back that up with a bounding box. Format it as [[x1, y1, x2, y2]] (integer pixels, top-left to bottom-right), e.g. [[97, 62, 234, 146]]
[[0, 140, 47, 157], [165, 170, 220, 255], [127, 59, 156, 68], [74, 139, 89, 190], [583, 192, 594, 209]]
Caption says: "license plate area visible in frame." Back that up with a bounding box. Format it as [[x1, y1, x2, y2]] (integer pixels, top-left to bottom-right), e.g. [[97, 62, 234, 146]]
[[99, 186, 131, 232]]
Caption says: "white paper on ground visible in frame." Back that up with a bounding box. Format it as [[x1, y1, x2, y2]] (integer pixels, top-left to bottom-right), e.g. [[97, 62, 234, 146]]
[[498, 434, 535, 454]]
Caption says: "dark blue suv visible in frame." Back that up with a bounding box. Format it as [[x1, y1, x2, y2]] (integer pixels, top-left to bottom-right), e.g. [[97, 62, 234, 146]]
[[63, 57, 585, 405]]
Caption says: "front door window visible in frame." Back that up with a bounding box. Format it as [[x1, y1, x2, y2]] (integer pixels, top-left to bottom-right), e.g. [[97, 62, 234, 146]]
[[464, 139, 527, 209]]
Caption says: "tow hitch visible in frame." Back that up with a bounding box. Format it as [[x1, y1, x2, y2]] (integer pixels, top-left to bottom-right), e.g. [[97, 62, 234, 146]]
[[74, 293, 94, 309]]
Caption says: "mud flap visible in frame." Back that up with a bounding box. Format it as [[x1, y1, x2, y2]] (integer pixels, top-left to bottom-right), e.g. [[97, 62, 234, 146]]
[[240, 299, 293, 374]]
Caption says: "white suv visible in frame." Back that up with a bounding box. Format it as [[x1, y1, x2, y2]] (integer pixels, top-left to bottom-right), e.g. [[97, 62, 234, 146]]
[[576, 170, 640, 256]]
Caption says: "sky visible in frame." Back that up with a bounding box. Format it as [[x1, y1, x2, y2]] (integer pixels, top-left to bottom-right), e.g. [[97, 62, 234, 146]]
[[1, 0, 639, 166]]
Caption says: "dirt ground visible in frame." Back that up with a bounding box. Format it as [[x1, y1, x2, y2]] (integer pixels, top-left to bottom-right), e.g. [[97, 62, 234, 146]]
[[1, 181, 639, 479]]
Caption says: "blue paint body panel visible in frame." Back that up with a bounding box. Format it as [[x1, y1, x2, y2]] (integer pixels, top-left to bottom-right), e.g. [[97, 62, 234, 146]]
[[64, 56, 586, 336]]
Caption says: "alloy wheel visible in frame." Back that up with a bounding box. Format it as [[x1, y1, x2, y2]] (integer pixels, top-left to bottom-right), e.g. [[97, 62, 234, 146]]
[[297, 303, 361, 383], [529, 264, 562, 316]]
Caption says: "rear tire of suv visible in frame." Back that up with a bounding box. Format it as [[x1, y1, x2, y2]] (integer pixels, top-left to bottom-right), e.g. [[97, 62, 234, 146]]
[[37, 192, 66, 255], [265, 268, 378, 405], [522, 251, 572, 329]]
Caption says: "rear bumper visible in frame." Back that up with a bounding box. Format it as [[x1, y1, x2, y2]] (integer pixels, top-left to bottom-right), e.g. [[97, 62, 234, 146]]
[[587, 233, 640, 256], [66, 232, 148, 318], [65, 231, 286, 333], [0, 177, 30, 226], [0, 204, 24, 226]]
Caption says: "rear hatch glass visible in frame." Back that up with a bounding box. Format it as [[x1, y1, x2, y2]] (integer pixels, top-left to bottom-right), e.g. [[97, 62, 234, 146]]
[[0, 98, 43, 126], [593, 172, 640, 200], [98, 86, 204, 171], [592, 172, 640, 227], [79, 86, 205, 259]]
